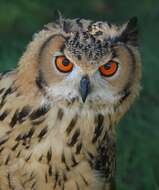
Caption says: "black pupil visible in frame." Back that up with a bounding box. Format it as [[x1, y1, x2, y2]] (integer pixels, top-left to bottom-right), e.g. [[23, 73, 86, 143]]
[[104, 63, 111, 70], [62, 58, 70, 66]]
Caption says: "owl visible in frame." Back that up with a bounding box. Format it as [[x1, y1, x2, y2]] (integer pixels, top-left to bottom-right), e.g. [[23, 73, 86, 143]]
[[0, 13, 141, 190]]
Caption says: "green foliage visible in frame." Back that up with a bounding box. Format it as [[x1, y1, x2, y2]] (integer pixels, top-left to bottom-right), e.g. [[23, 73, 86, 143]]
[[0, 0, 159, 189]]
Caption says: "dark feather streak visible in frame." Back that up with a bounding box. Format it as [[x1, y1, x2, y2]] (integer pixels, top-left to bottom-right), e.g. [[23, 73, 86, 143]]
[[48, 165, 52, 176], [0, 87, 14, 109], [57, 108, 64, 120], [0, 88, 5, 94], [54, 169, 59, 188], [18, 106, 32, 123], [7, 173, 14, 190], [71, 154, 78, 167], [5, 154, 10, 165], [10, 109, 19, 128], [38, 126, 48, 141], [79, 174, 88, 185], [0, 138, 8, 146], [38, 155, 43, 162], [120, 90, 131, 104], [36, 70, 48, 91], [76, 143, 82, 154], [11, 142, 19, 151], [16, 150, 21, 158], [92, 114, 104, 143], [24, 127, 35, 139], [25, 154, 32, 162], [45, 173, 48, 183], [10, 106, 32, 127], [47, 147, 52, 163], [66, 115, 78, 134], [30, 105, 50, 120], [32, 118, 45, 125], [0, 147, 4, 153], [61, 152, 70, 171], [0, 110, 9, 121], [67, 129, 80, 146]]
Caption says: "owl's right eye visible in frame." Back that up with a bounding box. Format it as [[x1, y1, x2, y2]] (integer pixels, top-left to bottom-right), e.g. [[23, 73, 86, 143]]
[[55, 56, 73, 73]]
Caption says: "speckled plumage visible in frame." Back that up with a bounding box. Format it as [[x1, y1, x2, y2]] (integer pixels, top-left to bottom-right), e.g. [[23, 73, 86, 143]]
[[0, 15, 141, 190]]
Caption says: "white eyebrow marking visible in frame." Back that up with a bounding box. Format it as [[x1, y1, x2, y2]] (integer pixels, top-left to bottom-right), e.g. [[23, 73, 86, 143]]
[[65, 65, 81, 80]]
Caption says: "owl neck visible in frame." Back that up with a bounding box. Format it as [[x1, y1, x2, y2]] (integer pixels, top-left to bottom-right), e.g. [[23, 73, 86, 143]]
[[50, 102, 117, 150]]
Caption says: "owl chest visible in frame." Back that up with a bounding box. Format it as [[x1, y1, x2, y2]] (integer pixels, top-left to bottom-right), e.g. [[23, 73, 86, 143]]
[[23, 110, 115, 190], [1, 107, 115, 190]]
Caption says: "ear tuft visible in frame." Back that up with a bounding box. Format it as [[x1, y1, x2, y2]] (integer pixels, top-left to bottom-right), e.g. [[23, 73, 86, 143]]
[[127, 17, 138, 30], [119, 16, 138, 46], [54, 10, 64, 27], [54, 10, 71, 33]]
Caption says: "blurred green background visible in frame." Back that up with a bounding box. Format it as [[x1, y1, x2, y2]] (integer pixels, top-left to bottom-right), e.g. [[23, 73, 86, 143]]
[[0, 0, 159, 189]]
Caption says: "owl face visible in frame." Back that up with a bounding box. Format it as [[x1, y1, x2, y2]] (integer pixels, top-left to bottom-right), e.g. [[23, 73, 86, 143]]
[[20, 17, 141, 114]]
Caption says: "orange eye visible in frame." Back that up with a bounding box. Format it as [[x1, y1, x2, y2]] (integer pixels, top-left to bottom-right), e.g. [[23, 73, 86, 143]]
[[55, 56, 73, 73], [99, 61, 118, 77]]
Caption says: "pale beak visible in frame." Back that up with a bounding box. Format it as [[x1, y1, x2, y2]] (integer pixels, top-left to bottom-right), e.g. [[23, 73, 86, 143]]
[[80, 75, 90, 103]]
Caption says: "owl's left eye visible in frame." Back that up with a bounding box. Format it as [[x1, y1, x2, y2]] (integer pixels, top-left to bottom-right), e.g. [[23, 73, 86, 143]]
[[55, 56, 73, 73], [99, 61, 119, 77]]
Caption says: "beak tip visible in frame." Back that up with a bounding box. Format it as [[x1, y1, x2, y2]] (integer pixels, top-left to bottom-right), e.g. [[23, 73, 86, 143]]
[[81, 96, 86, 103], [80, 75, 90, 103]]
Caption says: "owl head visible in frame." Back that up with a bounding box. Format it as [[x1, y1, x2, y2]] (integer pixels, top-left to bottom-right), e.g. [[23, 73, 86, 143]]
[[17, 14, 141, 119]]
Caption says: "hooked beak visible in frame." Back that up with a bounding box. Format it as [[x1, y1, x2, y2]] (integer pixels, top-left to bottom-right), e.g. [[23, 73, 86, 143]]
[[80, 75, 90, 103]]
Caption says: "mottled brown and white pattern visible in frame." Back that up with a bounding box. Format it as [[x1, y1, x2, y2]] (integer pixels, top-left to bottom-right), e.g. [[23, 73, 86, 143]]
[[0, 14, 141, 190]]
